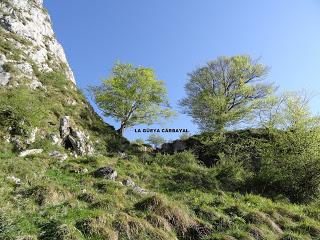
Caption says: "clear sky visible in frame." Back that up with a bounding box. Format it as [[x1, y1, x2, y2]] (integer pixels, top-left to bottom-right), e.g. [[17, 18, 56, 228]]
[[44, 0, 320, 142]]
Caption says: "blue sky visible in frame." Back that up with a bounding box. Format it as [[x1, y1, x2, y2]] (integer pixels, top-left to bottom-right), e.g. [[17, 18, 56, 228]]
[[44, 0, 320, 141]]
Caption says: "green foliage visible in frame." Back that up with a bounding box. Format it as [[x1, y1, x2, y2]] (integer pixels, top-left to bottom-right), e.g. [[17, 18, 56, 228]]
[[131, 138, 145, 145], [180, 55, 274, 132], [0, 87, 48, 136], [215, 153, 250, 191], [147, 134, 166, 148], [257, 90, 320, 129], [89, 62, 175, 135], [179, 132, 191, 140], [255, 128, 320, 203]]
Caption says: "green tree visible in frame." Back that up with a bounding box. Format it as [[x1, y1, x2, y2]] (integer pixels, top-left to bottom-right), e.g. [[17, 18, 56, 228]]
[[131, 138, 145, 145], [257, 90, 320, 130], [89, 62, 175, 135], [180, 55, 274, 132], [255, 91, 320, 202], [179, 132, 191, 140], [147, 134, 166, 148]]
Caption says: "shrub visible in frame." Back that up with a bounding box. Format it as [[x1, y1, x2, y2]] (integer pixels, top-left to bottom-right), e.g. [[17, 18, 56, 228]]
[[254, 129, 320, 203], [215, 153, 252, 191]]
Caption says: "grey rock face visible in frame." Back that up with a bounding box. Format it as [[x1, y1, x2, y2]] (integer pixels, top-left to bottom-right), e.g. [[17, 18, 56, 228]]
[[59, 116, 94, 156], [93, 167, 117, 180], [0, 0, 76, 86]]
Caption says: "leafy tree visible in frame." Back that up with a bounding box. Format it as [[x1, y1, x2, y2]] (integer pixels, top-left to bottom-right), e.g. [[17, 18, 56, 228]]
[[254, 91, 320, 202], [89, 62, 175, 135], [180, 55, 274, 132], [179, 132, 191, 140], [131, 138, 145, 145], [257, 90, 320, 129], [147, 134, 166, 148]]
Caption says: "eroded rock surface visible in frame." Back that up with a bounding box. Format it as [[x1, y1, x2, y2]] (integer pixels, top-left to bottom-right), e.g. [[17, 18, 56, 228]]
[[0, 0, 75, 86], [59, 116, 94, 156]]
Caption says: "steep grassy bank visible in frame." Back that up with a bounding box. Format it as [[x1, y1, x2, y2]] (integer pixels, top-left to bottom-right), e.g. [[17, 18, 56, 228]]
[[1, 149, 320, 240]]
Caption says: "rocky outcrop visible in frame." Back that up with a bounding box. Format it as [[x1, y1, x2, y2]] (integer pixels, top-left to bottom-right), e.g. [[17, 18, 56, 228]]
[[161, 140, 188, 154], [93, 167, 117, 180], [0, 0, 75, 86], [59, 116, 94, 156], [0, 0, 125, 156]]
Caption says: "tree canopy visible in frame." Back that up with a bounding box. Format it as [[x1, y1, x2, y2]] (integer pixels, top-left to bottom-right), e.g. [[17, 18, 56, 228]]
[[180, 55, 275, 132], [89, 62, 175, 135], [147, 134, 166, 148]]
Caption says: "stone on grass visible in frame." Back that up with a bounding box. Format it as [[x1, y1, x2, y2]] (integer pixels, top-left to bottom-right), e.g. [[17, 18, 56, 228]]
[[49, 151, 68, 161], [93, 167, 117, 180], [7, 176, 21, 185], [19, 149, 43, 157]]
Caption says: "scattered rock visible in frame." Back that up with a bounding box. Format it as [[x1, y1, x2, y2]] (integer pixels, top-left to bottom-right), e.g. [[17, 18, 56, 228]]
[[66, 98, 77, 106], [49, 134, 61, 145], [133, 185, 148, 195], [118, 152, 127, 158], [0, 56, 11, 86], [122, 178, 148, 195], [12, 136, 26, 151], [16, 236, 37, 240], [3, 135, 10, 143], [93, 167, 117, 180], [19, 149, 43, 157], [29, 80, 43, 90], [26, 127, 38, 145], [49, 151, 68, 161], [122, 179, 135, 187], [7, 176, 21, 185]]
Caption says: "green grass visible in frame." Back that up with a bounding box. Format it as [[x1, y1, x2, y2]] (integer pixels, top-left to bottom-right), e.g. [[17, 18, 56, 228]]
[[0, 150, 319, 239]]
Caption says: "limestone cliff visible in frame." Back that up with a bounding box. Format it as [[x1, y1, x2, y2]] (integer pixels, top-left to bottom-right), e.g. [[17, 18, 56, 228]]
[[0, 0, 75, 86], [0, 0, 126, 155]]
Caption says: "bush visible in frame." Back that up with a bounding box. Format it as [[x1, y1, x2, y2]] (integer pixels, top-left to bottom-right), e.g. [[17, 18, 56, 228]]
[[215, 153, 252, 191], [254, 129, 320, 203]]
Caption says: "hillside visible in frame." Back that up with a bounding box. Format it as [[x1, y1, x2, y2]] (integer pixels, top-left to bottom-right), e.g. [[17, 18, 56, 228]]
[[0, 1, 320, 240]]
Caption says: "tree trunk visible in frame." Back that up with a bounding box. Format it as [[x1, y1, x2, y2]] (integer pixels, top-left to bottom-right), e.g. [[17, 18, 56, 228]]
[[117, 123, 126, 136]]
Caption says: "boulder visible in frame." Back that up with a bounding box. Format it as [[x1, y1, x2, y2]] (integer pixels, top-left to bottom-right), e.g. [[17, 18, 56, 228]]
[[93, 167, 117, 180]]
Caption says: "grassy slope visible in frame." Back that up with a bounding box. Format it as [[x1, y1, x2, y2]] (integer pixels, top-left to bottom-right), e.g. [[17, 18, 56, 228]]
[[0, 10, 319, 240], [1, 150, 320, 240]]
